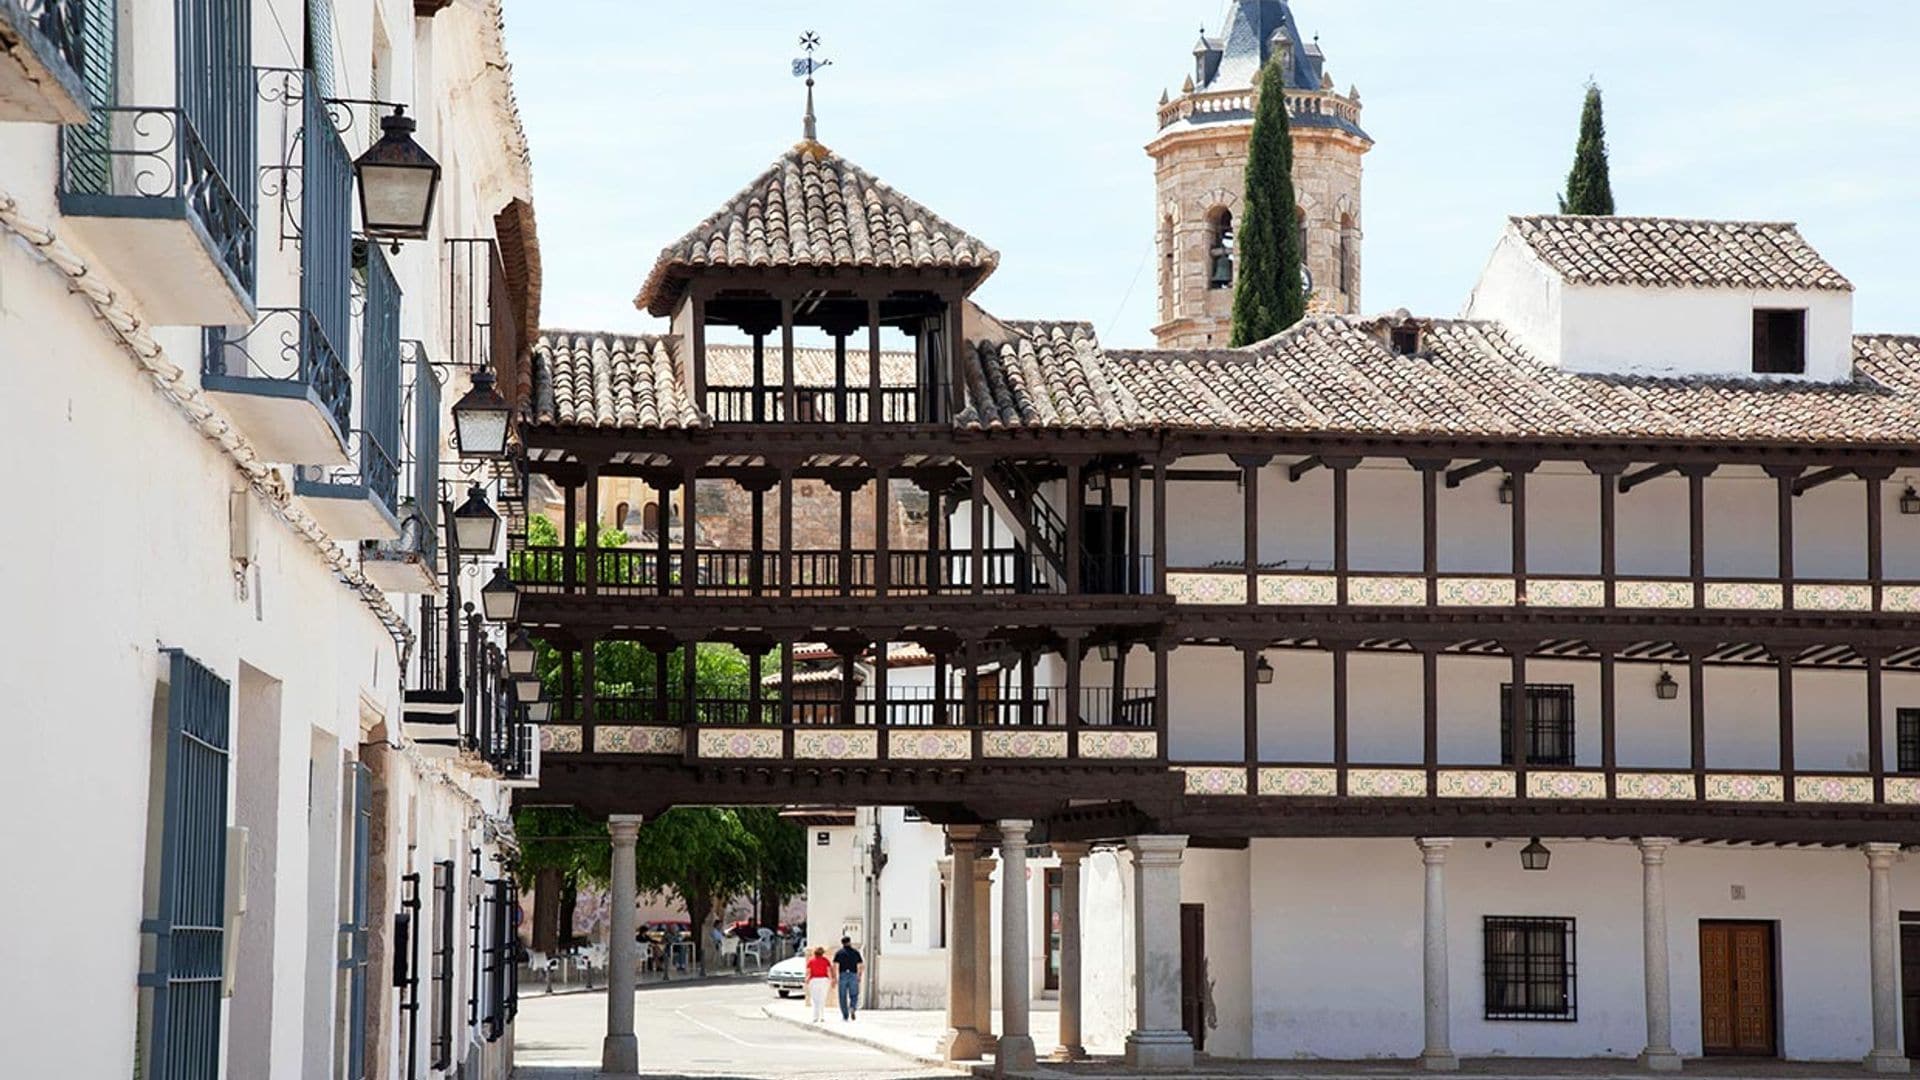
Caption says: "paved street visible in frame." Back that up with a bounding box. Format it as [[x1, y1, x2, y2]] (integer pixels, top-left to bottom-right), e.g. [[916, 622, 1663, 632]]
[[510, 980, 961, 1080]]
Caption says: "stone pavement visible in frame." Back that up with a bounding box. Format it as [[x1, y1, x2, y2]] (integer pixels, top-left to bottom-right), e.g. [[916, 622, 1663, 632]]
[[760, 1001, 1890, 1080]]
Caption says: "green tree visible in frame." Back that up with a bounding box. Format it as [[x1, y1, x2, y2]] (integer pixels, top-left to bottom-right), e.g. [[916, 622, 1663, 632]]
[[514, 807, 610, 953], [737, 807, 808, 931], [632, 808, 759, 973], [1230, 57, 1306, 347], [1558, 82, 1616, 215]]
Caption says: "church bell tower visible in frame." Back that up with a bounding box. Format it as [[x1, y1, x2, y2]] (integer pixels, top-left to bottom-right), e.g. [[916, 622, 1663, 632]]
[[1148, 0, 1372, 348]]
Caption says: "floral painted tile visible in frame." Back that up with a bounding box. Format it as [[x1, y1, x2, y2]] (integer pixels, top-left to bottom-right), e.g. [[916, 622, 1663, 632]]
[[593, 725, 683, 754], [695, 727, 783, 759], [539, 725, 584, 753], [1436, 769, 1516, 798], [1793, 775, 1873, 804], [981, 730, 1068, 759], [1704, 773, 1784, 802], [1079, 730, 1158, 759], [1617, 580, 1693, 609], [1526, 771, 1606, 799], [1346, 768, 1426, 798], [888, 729, 971, 760], [1259, 574, 1337, 606], [1615, 772, 1696, 800], [1526, 579, 1605, 607], [792, 729, 877, 760], [1348, 576, 1424, 606], [1169, 572, 1246, 605], [1257, 767, 1338, 796], [1436, 577, 1517, 607], [1181, 767, 1248, 796]]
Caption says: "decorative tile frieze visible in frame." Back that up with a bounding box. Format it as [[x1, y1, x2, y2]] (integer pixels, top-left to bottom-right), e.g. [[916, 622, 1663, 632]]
[[792, 729, 876, 760], [1436, 769, 1516, 799], [1345, 768, 1427, 798], [1347, 576, 1424, 606], [1436, 577, 1516, 607], [1794, 775, 1874, 804], [1881, 585, 1920, 613], [1884, 778, 1920, 804], [594, 725, 682, 755], [1794, 582, 1872, 611], [1703, 581, 1783, 610], [1704, 773, 1784, 802], [539, 725, 584, 754], [887, 729, 971, 760], [1614, 772, 1696, 800], [1258, 767, 1339, 796], [1617, 580, 1693, 609], [1526, 578, 1606, 607], [1526, 770, 1606, 799], [1168, 571, 1245, 605], [695, 727, 783, 759], [1259, 573, 1337, 605], [981, 730, 1068, 759], [1181, 766, 1248, 796], [1079, 730, 1158, 759]]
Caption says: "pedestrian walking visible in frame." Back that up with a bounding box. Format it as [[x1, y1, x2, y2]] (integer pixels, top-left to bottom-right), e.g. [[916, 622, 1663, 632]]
[[805, 946, 832, 1022], [832, 935, 864, 1021]]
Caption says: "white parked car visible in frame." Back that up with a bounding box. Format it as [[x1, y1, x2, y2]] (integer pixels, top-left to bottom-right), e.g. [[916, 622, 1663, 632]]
[[766, 955, 807, 998]]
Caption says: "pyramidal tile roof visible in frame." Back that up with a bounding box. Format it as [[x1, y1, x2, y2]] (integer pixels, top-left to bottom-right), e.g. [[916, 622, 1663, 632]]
[[1510, 216, 1853, 292], [633, 141, 1000, 315]]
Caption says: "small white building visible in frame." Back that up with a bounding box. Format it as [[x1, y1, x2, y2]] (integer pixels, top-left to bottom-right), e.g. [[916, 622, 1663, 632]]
[[0, 1, 542, 1077]]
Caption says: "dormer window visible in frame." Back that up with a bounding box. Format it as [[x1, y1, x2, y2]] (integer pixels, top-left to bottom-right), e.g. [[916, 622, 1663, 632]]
[[1752, 309, 1806, 374], [1391, 325, 1421, 356]]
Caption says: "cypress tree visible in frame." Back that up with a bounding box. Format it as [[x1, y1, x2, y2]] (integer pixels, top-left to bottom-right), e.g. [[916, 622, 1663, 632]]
[[1230, 57, 1305, 347], [1558, 83, 1616, 215]]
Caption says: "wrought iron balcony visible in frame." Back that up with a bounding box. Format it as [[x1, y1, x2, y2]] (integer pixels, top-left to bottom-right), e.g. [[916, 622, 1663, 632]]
[[361, 342, 442, 593], [294, 245, 403, 540], [58, 104, 256, 324], [202, 307, 352, 465], [0, 0, 89, 122]]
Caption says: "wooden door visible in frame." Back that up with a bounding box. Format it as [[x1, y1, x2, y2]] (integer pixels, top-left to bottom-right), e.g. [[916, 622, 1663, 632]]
[[1902, 922, 1920, 1058], [1180, 903, 1207, 1053], [1700, 921, 1776, 1056], [1044, 868, 1062, 992]]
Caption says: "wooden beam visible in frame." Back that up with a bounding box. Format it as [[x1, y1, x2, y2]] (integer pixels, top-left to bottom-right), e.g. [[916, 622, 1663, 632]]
[[1792, 466, 1852, 496], [1445, 459, 1499, 489], [1287, 456, 1323, 483], [1618, 463, 1678, 494]]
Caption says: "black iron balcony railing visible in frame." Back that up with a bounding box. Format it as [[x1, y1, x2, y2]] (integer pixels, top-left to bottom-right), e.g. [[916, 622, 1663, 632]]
[[59, 105, 256, 294], [703, 386, 920, 424], [512, 545, 1047, 597], [560, 687, 1156, 731], [202, 307, 353, 439]]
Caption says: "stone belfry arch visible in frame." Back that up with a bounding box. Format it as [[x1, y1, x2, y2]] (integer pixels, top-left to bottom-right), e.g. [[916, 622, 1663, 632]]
[[1148, 0, 1372, 348]]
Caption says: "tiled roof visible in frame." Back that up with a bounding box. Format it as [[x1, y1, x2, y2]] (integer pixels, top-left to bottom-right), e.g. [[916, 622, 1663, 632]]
[[530, 331, 703, 430], [1510, 216, 1853, 292], [704, 344, 916, 388], [633, 141, 999, 315], [529, 321, 1920, 446]]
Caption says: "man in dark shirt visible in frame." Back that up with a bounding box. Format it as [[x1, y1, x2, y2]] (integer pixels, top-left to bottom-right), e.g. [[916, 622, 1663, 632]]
[[832, 936, 864, 1020]]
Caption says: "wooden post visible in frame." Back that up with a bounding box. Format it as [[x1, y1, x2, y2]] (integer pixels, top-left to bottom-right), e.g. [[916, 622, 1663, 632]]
[[1111, 638, 1129, 726], [867, 296, 883, 426], [560, 647, 576, 725], [653, 471, 674, 598], [1153, 457, 1170, 595], [1767, 466, 1800, 611], [833, 332, 848, 422], [1507, 464, 1533, 602], [1242, 642, 1260, 793], [1507, 643, 1530, 792], [1864, 468, 1892, 612], [1065, 460, 1084, 594], [1774, 645, 1795, 800], [1154, 636, 1170, 762], [838, 480, 855, 598], [873, 637, 890, 745], [562, 477, 579, 592], [748, 646, 764, 724], [584, 464, 601, 597], [1420, 643, 1439, 794], [927, 486, 943, 596], [780, 641, 795, 730], [1598, 645, 1618, 799], [1410, 460, 1445, 606], [1234, 455, 1266, 603], [1683, 465, 1715, 608], [1867, 648, 1887, 803], [779, 466, 794, 599], [874, 463, 891, 598], [932, 647, 949, 727], [750, 486, 766, 595], [690, 292, 707, 410], [751, 331, 767, 423], [1330, 458, 1356, 605], [1331, 640, 1349, 795], [1127, 463, 1143, 594], [970, 465, 986, 595], [1589, 463, 1622, 608], [1689, 652, 1706, 800], [780, 296, 796, 422], [1020, 650, 1036, 727], [580, 640, 597, 750], [653, 647, 669, 726], [1064, 631, 1085, 758], [681, 460, 699, 599]]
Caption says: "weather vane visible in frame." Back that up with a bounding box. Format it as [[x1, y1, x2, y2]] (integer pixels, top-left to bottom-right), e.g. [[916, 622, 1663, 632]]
[[793, 31, 832, 142]]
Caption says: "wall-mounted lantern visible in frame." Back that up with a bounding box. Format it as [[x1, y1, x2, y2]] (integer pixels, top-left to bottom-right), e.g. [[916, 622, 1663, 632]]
[[451, 484, 500, 555], [506, 628, 536, 677], [1256, 655, 1275, 685], [1901, 485, 1920, 516], [1099, 642, 1117, 662], [353, 106, 441, 242], [480, 565, 520, 622], [524, 700, 552, 724], [1655, 667, 1679, 701], [1520, 837, 1552, 871], [512, 673, 542, 704], [451, 369, 511, 460], [1498, 476, 1515, 505]]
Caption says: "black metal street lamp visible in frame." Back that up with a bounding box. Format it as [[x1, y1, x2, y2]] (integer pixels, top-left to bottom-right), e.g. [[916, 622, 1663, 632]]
[[1256, 655, 1275, 685], [480, 565, 520, 622], [1655, 667, 1679, 701], [1520, 837, 1551, 871], [1498, 476, 1515, 505], [506, 628, 536, 677], [451, 369, 511, 459], [353, 106, 441, 242], [1098, 642, 1117, 662], [1902, 485, 1920, 516], [451, 484, 500, 555], [525, 700, 552, 724], [513, 673, 543, 704]]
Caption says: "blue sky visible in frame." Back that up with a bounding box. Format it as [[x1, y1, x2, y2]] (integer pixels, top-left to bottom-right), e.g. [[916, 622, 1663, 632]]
[[503, 1, 1920, 348]]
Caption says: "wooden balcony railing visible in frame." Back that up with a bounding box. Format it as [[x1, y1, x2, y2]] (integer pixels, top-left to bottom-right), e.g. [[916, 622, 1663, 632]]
[[513, 545, 1051, 597], [557, 687, 1155, 731], [703, 386, 921, 424]]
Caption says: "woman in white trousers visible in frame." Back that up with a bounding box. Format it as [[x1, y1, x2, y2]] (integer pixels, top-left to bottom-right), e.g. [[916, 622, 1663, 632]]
[[805, 945, 832, 1022]]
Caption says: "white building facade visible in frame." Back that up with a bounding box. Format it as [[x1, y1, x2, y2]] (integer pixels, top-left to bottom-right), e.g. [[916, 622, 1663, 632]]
[[0, 0, 541, 1077]]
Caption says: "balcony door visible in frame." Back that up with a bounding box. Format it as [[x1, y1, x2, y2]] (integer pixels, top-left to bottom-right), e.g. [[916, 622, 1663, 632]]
[[1699, 921, 1776, 1057], [1180, 903, 1207, 1053], [1080, 505, 1129, 594]]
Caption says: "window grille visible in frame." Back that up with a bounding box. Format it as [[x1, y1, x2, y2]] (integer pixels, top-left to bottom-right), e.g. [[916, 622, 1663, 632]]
[[176, 0, 256, 292], [138, 649, 232, 1080], [301, 81, 354, 437], [1899, 709, 1920, 774], [397, 872, 421, 1080], [1483, 916, 1576, 1021], [358, 245, 402, 513], [429, 861, 455, 1071], [1499, 684, 1576, 767]]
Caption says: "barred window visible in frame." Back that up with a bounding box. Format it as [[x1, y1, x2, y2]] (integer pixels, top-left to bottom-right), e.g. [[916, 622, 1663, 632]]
[[1500, 684, 1576, 767], [1484, 916, 1576, 1021], [1898, 709, 1920, 774]]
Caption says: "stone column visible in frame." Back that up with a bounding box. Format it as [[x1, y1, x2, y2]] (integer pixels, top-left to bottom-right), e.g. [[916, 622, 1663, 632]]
[[1637, 837, 1682, 1072], [602, 815, 643, 1076], [1865, 843, 1909, 1073], [997, 820, 1038, 1070], [974, 853, 997, 1046], [938, 828, 987, 1061], [1053, 842, 1090, 1061], [1124, 834, 1193, 1069], [1416, 838, 1458, 1071]]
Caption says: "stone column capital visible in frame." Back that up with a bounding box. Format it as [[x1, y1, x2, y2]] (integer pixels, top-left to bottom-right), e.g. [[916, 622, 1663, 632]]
[[1127, 834, 1188, 866], [1052, 841, 1092, 864], [998, 818, 1034, 839], [973, 857, 998, 883], [1638, 836, 1676, 863], [608, 815, 644, 841], [1416, 837, 1453, 863], [1865, 842, 1903, 867]]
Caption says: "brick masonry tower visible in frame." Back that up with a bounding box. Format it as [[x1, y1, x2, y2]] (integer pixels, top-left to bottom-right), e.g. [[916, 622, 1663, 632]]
[[1148, 0, 1372, 348]]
